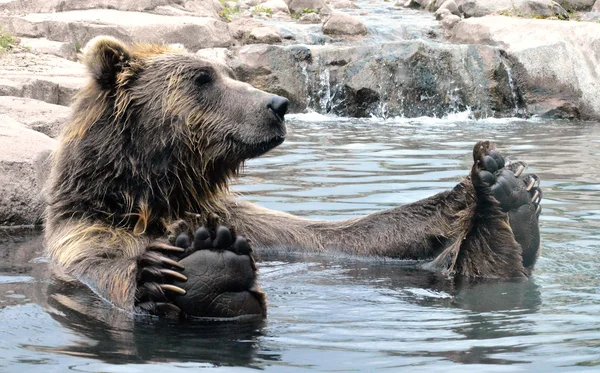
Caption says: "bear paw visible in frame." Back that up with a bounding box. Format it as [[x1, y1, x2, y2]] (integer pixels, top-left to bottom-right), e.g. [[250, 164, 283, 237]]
[[134, 241, 188, 317], [471, 140, 543, 268], [169, 225, 266, 320]]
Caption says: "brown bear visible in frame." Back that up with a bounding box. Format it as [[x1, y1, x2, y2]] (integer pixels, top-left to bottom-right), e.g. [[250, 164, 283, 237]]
[[44, 36, 543, 320]]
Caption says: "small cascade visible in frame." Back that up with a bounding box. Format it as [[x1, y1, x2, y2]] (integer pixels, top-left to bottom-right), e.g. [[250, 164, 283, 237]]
[[300, 61, 312, 110], [500, 58, 521, 116], [317, 67, 332, 112]]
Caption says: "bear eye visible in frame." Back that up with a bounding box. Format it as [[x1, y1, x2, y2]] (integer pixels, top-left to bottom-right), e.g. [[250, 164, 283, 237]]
[[195, 70, 212, 86]]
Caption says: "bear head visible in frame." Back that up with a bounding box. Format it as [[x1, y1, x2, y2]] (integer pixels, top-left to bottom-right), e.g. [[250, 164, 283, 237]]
[[50, 36, 289, 229]]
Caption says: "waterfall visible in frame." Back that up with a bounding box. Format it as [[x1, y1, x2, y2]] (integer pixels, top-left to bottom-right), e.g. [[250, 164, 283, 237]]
[[500, 58, 521, 116]]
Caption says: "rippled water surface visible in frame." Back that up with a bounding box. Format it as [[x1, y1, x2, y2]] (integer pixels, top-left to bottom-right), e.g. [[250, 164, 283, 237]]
[[1, 115, 599, 372]]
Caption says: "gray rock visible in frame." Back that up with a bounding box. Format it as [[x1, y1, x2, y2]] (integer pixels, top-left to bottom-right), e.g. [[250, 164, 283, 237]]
[[329, 0, 356, 9], [18, 38, 77, 60], [248, 26, 283, 44], [322, 12, 367, 36], [287, 0, 331, 14], [436, 0, 460, 17], [0, 119, 56, 226], [0, 97, 70, 138], [448, 16, 600, 120], [441, 13, 461, 27], [0, 0, 223, 18], [557, 0, 596, 11], [580, 11, 600, 21], [299, 12, 322, 23], [436, 8, 452, 20], [261, 0, 290, 13], [228, 40, 527, 118], [0, 52, 86, 106], [460, 0, 569, 18], [0, 9, 232, 52], [594, 0, 600, 11]]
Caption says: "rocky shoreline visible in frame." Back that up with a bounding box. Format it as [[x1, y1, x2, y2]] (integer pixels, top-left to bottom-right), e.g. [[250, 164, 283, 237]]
[[1, 0, 599, 225]]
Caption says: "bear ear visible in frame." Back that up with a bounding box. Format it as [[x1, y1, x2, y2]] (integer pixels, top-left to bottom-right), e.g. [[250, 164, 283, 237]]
[[80, 36, 132, 89]]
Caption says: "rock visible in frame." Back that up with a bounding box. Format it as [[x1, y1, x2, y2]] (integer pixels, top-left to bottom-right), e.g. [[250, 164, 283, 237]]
[[0, 52, 86, 106], [400, 0, 431, 9], [248, 26, 282, 44], [287, 0, 331, 14], [322, 12, 367, 36], [436, 8, 452, 20], [0, 119, 56, 226], [448, 16, 600, 120], [580, 11, 600, 21], [0, 10, 232, 52], [0, 97, 70, 138], [18, 38, 77, 60], [460, 0, 569, 18], [299, 12, 321, 22], [435, 0, 460, 17], [557, 0, 596, 11], [228, 41, 527, 118], [196, 48, 230, 65], [594, 0, 600, 11], [228, 18, 281, 45], [329, 0, 356, 9], [441, 13, 461, 27], [261, 0, 290, 13], [0, 0, 223, 18]]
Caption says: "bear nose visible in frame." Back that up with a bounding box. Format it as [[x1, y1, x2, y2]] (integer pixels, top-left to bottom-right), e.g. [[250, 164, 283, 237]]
[[268, 96, 289, 120]]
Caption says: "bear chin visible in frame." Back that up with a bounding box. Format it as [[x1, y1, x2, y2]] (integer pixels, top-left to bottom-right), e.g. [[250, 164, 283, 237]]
[[232, 133, 286, 159]]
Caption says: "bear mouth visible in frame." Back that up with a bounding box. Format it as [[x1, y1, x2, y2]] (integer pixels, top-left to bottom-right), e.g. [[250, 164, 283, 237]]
[[231, 134, 285, 159]]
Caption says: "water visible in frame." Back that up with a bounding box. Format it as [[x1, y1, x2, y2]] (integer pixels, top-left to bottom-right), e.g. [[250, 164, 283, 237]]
[[1, 115, 599, 372]]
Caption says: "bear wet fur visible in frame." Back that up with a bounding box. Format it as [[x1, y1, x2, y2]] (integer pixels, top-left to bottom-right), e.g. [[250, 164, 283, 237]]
[[45, 36, 543, 319]]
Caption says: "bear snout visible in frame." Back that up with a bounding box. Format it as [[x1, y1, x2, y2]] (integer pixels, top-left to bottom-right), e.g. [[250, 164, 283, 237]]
[[267, 96, 289, 121]]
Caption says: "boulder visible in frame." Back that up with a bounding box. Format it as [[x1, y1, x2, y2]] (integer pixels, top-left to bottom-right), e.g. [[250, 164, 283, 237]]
[[322, 12, 367, 36], [0, 97, 70, 138], [299, 12, 321, 22], [18, 38, 77, 60], [0, 119, 56, 226], [441, 13, 461, 27], [0, 0, 223, 18], [435, 0, 460, 17], [448, 16, 600, 119], [580, 11, 600, 21], [261, 0, 290, 13], [557, 0, 596, 11], [0, 52, 86, 106], [248, 26, 283, 44], [329, 0, 356, 9], [228, 40, 527, 118], [0, 10, 232, 52], [287, 0, 331, 14], [460, 0, 569, 18]]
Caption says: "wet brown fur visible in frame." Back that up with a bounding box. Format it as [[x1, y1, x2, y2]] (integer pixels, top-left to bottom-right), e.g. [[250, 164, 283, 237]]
[[45, 37, 535, 313]]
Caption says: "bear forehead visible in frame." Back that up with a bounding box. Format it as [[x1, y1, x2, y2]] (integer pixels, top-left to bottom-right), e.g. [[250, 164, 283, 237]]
[[146, 53, 235, 79]]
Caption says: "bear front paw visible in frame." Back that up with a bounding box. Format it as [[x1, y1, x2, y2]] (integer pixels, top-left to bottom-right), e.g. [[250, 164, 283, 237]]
[[170, 225, 266, 320]]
